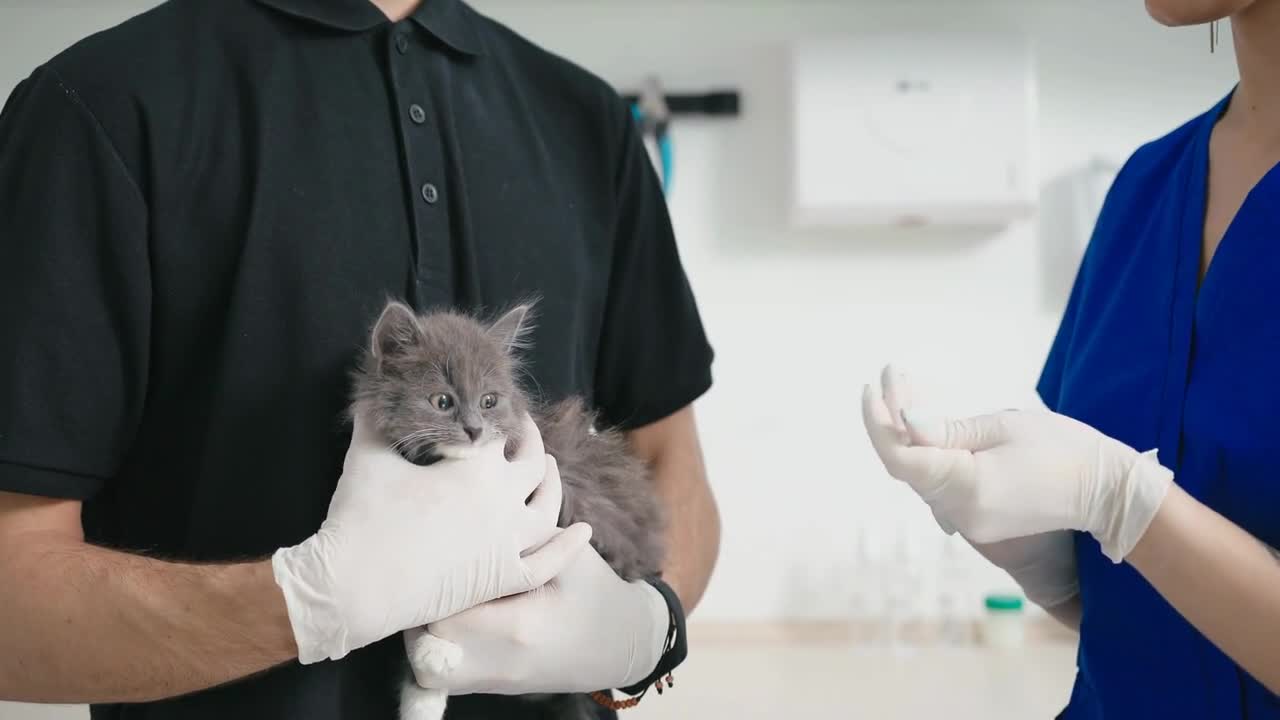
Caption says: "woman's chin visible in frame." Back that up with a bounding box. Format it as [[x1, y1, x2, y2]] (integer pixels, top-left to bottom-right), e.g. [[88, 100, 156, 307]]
[[1145, 0, 1247, 26]]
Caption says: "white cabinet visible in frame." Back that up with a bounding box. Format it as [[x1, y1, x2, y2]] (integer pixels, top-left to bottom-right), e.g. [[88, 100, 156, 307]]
[[790, 32, 1038, 228]]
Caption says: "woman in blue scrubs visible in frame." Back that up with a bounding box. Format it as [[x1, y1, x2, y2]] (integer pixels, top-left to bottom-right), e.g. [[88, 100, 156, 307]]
[[863, 0, 1280, 717]]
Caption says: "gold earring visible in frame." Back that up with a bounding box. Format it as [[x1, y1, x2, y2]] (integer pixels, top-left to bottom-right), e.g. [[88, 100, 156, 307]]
[[1210, 20, 1220, 53]]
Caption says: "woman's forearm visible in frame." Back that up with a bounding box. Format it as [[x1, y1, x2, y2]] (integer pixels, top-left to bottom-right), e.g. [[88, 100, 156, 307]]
[[0, 531, 297, 703], [1127, 483, 1280, 693]]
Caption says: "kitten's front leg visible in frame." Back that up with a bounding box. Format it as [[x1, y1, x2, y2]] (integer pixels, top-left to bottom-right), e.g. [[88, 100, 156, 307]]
[[400, 680, 448, 720], [400, 629, 463, 720]]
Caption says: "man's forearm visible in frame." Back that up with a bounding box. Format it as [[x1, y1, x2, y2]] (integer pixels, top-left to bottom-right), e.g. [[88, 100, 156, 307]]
[[653, 448, 719, 613], [0, 531, 296, 703], [628, 407, 720, 614]]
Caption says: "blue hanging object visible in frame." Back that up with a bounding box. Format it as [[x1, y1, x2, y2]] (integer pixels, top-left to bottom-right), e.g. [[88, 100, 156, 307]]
[[631, 76, 674, 195], [631, 102, 673, 195], [620, 84, 739, 197], [657, 131, 673, 195]]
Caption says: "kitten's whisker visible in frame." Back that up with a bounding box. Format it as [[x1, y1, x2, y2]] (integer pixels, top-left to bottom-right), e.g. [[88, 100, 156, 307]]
[[390, 428, 435, 452], [390, 429, 428, 446]]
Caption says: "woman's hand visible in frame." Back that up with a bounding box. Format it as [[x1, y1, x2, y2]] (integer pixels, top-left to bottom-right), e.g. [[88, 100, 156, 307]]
[[862, 367, 1079, 619], [861, 366, 1171, 562], [862, 366, 1280, 692]]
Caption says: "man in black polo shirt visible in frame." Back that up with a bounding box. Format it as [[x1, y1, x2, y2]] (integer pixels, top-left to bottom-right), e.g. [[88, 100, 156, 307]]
[[0, 1, 720, 718]]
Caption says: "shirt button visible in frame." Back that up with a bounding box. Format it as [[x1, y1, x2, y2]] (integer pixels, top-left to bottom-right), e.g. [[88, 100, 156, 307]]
[[421, 183, 439, 204], [395, 34, 409, 54], [409, 104, 426, 124]]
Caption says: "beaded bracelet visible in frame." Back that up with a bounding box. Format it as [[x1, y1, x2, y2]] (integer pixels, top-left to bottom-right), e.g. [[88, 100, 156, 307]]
[[589, 672, 675, 711], [589, 577, 683, 711]]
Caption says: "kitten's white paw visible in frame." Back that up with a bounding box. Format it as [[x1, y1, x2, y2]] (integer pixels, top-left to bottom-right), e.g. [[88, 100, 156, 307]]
[[400, 682, 448, 720], [409, 632, 463, 678]]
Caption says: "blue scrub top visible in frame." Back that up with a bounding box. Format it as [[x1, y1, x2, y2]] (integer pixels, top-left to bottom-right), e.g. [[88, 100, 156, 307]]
[[1039, 92, 1280, 718]]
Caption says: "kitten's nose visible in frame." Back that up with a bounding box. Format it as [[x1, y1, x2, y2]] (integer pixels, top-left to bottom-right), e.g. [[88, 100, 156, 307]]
[[464, 426, 482, 442]]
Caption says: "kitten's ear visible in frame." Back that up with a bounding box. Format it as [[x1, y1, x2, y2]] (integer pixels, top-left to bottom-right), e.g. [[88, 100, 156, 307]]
[[370, 301, 422, 361], [488, 304, 533, 351]]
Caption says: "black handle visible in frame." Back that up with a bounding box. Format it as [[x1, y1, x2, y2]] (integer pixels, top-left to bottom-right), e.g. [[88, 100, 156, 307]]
[[621, 90, 741, 117]]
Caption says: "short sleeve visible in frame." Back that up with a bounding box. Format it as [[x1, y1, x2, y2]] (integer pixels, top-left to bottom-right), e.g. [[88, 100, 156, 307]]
[[0, 67, 150, 500], [1037, 266, 1083, 413], [593, 100, 713, 430], [1037, 154, 1138, 412]]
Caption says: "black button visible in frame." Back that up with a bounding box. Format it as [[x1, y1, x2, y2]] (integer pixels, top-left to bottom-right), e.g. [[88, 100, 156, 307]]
[[395, 34, 409, 54], [421, 183, 439, 204], [409, 104, 426, 124]]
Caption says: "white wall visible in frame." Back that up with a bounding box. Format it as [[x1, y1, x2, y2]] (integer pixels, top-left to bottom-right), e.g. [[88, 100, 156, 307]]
[[0, 0, 1238, 680]]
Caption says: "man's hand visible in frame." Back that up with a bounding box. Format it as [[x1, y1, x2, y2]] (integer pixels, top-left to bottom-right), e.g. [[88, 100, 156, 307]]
[[272, 413, 592, 664], [0, 413, 591, 703], [407, 541, 668, 695]]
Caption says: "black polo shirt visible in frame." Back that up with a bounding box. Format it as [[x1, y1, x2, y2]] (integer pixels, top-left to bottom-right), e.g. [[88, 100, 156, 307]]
[[0, 0, 713, 718]]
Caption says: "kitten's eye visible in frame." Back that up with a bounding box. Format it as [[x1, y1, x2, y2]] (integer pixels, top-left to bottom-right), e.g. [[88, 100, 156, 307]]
[[480, 393, 498, 410], [429, 393, 455, 411]]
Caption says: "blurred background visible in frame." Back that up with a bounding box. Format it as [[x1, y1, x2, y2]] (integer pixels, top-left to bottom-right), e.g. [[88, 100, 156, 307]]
[[0, 0, 1240, 717]]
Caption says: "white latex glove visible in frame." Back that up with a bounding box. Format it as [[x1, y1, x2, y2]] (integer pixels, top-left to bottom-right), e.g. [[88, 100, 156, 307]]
[[272, 413, 593, 664], [862, 364, 1172, 562], [968, 533, 1080, 609], [866, 367, 1079, 607], [407, 536, 668, 695]]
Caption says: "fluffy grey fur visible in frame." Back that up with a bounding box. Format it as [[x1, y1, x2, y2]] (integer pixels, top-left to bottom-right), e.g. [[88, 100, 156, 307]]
[[350, 300, 666, 719]]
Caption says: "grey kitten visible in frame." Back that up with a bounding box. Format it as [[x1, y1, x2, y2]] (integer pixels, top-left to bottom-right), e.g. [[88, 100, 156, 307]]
[[350, 300, 666, 720]]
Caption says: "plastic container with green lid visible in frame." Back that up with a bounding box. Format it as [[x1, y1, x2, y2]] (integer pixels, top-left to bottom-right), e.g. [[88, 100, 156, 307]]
[[981, 594, 1026, 649]]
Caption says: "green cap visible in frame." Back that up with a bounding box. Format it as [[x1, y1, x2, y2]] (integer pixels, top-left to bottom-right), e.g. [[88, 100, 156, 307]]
[[984, 594, 1024, 612]]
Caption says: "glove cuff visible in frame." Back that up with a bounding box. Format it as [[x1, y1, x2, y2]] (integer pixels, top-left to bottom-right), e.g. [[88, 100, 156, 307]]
[[1098, 449, 1174, 563], [618, 577, 687, 697], [1006, 541, 1080, 609], [271, 534, 349, 664]]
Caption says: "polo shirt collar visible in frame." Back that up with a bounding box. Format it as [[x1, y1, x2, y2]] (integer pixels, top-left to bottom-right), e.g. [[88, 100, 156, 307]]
[[256, 0, 484, 55]]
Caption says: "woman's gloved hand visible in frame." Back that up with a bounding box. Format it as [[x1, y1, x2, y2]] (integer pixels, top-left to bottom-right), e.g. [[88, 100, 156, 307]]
[[407, 538, 669, 695], [863, 367, 1079, 607], [272, 413, 593, 664], [861, 365, 1172, 563], [970, 532, 1080, 609]]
